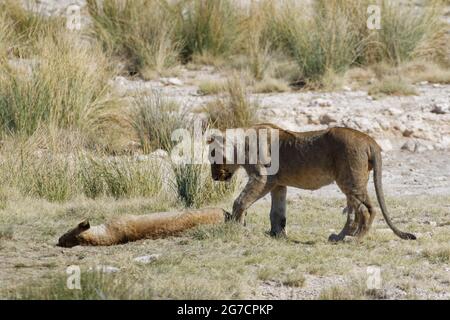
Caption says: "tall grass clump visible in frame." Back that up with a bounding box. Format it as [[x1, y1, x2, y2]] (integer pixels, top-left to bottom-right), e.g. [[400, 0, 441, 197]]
[[78, 155, 163, 199], [0, 0, 64, 57], [0, 13, 14, 59], [269, 0, 364, 83], [268, 0, 448, 84], [132, 92, 187, 153], [175, 0, 239, 62], [0, 31, 119, 143], [204, 74, 258, 130], [172, 164, 237, 208], [87, 0, 180, 78], [239, 1, 274, 80], [377, 0, 449, 65]]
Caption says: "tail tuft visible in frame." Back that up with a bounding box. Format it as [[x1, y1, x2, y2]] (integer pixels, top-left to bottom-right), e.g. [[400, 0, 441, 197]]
[[401, 232, 417, 240]]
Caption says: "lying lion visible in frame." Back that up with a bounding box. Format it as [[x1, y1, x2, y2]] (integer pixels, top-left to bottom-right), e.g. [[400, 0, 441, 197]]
[[58, 208, 229, 247], [207, 123, 416, 242]]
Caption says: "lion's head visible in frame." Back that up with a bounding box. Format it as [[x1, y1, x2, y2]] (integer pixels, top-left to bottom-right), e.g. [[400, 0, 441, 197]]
[[57, 219, 90, 248], [207, 133, 239, 182]]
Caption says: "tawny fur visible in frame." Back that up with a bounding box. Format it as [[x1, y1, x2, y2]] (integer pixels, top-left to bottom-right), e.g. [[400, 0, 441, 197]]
[[208, 124, 416, 241], [58, 208, 227, 247]]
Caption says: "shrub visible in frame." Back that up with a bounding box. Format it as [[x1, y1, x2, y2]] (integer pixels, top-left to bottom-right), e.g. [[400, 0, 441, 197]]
[[0, 0, 63, 57], [175, 0, 239, 61], [132, 92, 186, 153], [253, 78, 290, 93], [172, 164, 237, 208], [204, 74, 258, 130], [368, 76, 417, 97], [0, 31, 119, 142], [17, 153, 75, 203], [197, 79, 226, 95], [267, 1, 361, 82], [79, 156, 163, 199], [267, 0, 448, 83], [87, 0, 180, 77], [377, 0, 448, 65]]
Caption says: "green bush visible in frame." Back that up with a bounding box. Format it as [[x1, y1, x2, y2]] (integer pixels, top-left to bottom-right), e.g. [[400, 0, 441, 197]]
[[132, 92, 186, 153], [87, 0, 180, 77], [175, 0, 239, 61]]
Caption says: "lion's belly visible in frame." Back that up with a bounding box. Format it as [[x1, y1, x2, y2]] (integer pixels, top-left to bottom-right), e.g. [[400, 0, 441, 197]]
[[277, 160, 335, 190], [277, 166, 335, 190]]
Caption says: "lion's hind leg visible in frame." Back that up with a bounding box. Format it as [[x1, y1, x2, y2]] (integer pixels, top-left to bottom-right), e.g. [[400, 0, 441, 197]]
[[353, 194, 377, 240], [328, 197, 358, 242]]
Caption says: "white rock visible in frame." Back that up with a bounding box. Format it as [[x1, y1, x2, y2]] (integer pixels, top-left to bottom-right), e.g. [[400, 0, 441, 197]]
[[374, 117, 391, 130], [401, 140, 416, 152], [431, 103, 449, 115], [151, 149, 169, 158], [403, 129, 414, 137], [342, 86, 352, 92], [387, 108, 403, 116], [401, 140, 433, 153], [319, 114, 337, 125], [88, 265, 120, 273], [309, 98, 333, 108], [376, 139, 393, 152], [161, 78, 183, 86], [133, 254, 160, 264], [418, 81, 429, 85]]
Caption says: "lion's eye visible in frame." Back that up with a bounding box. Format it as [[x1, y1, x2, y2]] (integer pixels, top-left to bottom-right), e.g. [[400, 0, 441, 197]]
[[210, 150, 215, 157]]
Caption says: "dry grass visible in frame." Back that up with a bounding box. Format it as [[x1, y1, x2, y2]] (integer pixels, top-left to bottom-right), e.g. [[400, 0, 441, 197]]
[[368, 77, 417, 97], [1, 194, 449, 299], [204, 74, 259, 129], [175, 0, 240, 61], [197, 79, 227, 95], [132, 91, 186, 153], [400, 61, 450, 84], [172, 164, 239, 208], [253, 78, 291, 94], [0, 30, 122, 150], [87, 0, 180, 78]]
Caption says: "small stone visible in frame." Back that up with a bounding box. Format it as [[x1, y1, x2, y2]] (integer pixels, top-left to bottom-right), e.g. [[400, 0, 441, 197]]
[[431, 103, 449, 115], [387, 108, 403, 116], [424, 221, 437, 227], [376, 139, 393, 152], [161, 78, 183, 86], [401, 140, 416, 152], [133, 254, 160, 264], [151, 149, 169, 158], [342, 86, 352, 92], [88, 265, 120, 273], [401, 140, 432, 153], [419, 81, 429, 85], [309, 98, 333, 108], [319, 114, 337, 125], [403, 129, 414, 137]]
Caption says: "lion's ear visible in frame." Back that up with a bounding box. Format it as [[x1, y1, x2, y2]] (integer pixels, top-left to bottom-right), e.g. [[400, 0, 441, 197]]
[[78, 219, 90, 230]]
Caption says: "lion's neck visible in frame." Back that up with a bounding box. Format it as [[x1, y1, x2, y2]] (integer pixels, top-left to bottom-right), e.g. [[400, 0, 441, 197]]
[[80, 224, 117, 246]]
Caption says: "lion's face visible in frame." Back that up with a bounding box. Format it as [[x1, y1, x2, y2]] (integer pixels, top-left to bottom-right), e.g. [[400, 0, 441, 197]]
[[207, 133, 239, 182], [57, 220, 90, 248], [210, 163, 237, 181]]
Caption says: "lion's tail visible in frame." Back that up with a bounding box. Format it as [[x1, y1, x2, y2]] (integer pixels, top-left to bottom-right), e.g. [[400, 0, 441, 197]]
[[371, 145, 416, 240]]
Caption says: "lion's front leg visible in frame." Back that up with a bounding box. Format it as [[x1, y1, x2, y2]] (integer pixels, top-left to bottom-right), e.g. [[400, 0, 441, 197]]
[[270, 185, 287, 237], [232, 175, 275, 224]]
